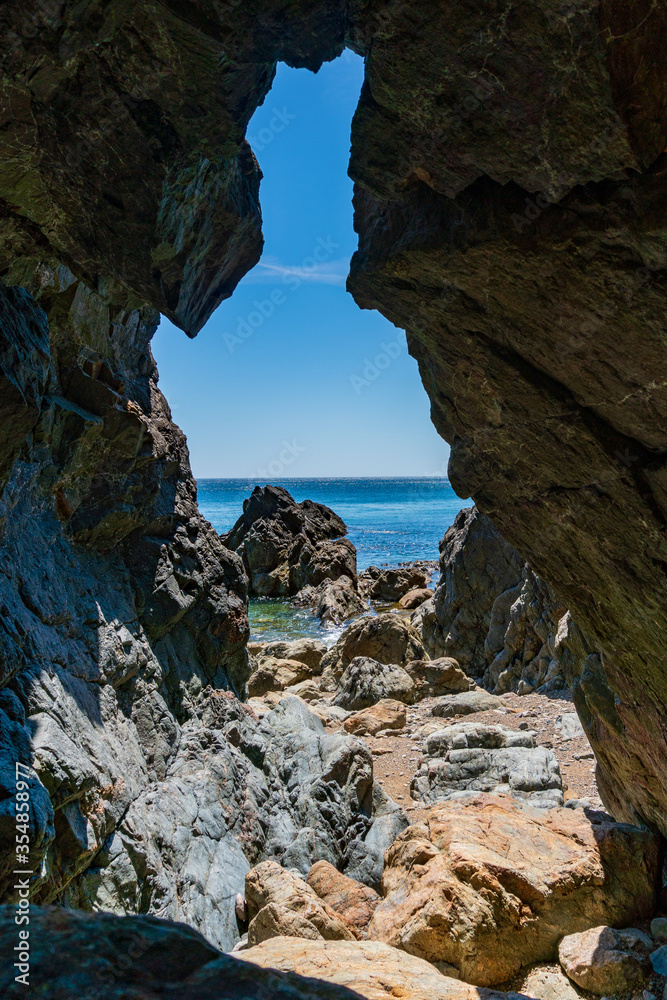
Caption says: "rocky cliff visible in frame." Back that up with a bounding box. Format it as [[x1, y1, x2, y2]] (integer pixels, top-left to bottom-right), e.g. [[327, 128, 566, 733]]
[[0, 0, 666, 964]]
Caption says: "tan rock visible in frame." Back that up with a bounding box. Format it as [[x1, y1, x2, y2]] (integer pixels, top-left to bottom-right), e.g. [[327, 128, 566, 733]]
[[247, 657, 315, 697], [321, 613, 426, 683], [283, 679, 324, 703], [238, 937, 526, 1000], [405, 657, 474, 699], [245, 860, 355, 947], [559, 926, 653, 995], [399, 588, 434, 609], [307, 860, 380, 938], [367, 794, 660, 987], [343, 700, 407, 737]]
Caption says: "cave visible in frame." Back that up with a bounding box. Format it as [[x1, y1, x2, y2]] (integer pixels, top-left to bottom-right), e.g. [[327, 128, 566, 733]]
[[0, 1, 666, 996]]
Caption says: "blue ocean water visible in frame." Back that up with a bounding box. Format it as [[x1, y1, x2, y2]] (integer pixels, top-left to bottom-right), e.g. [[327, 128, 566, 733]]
[[198, 478, 467, 642]]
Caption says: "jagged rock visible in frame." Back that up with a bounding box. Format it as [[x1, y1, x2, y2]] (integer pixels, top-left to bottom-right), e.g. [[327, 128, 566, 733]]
[[0, 905, 370, 999], [420, 509, 575, 694], [321, 614, 426, 686], [239, 936, 527, 1000], [333, 657, 415, 711], [399, 587, 434, 609], [368, 794, 661, 986], [411, 723, 564, 809], [343, 700, 407, 737], [559, 926, 653, 995], [307, 860, 380, 939], [245, 860, 355, 946], [223, 485, 358, 598], [432, 689, 506, 717], [247, 657, 318, 698], [404, 657, 474, 700], [359, 563, 434, 603], [257, 638, 327, 672]]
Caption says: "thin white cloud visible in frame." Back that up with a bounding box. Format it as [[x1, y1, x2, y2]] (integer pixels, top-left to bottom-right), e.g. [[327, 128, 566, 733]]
[[242, 257, 350, 286]]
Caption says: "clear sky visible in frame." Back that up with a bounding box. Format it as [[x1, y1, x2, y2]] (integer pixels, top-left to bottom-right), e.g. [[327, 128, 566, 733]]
[[152, 53, 450, 479]]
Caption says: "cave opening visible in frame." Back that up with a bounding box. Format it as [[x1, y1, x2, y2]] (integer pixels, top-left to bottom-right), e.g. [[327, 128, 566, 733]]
[[152, 52, 462, 640]]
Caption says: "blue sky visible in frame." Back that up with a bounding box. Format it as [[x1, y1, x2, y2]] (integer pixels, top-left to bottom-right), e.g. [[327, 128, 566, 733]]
[[152, 53, 450, 479]]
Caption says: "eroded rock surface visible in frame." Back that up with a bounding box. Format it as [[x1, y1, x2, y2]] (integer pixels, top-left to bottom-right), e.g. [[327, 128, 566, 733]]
[[411, 723, 564, 809], [321, 614, 426, 686], [368, 794, 661, 986]]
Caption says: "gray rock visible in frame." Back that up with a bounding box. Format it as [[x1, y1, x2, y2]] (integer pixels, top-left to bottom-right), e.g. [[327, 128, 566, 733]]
[[650, 945, 667, 975], [521, 967, 583, 1000], [555, 713, 587, 742], [333, 657, 415, 710], [412, 722, 564, 808], [651, 918, 667, 943], [359, 563, 434, 603], [431, 689, 505, 717], [421, 508, 582, 695]]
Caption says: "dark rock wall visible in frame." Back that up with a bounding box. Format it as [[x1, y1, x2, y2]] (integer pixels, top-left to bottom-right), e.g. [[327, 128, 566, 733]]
[[0, 0, 665, 912]]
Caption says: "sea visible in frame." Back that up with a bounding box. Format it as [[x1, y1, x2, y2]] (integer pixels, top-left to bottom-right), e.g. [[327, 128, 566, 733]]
[[198, 478, 467, 643]]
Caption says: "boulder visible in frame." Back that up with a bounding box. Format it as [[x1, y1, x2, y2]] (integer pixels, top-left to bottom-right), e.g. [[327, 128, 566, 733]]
[[411, 723, 563, 809], [333, 657, 415, 710], [520, 968, 582, 1000], [558, 926, 654, 994], [359, 563, 434, 603], [307, 860, 381, 938], [247, 657, 317, 697], [257, 638, 328, 672], [367, 794, 661, 986], [343, 700, 407, 737], [651, 918, 667, 944], [245, 860, 355, 946], [432, 689, 505, 717], [223, 485, 358, 598], [405, 657, 474, 700], [321, 614, 426, 684], [306, 575, 367, 624], [554, 713, 587, 742], [239, 937, 527, 1000], [399, 587, 434, 609]]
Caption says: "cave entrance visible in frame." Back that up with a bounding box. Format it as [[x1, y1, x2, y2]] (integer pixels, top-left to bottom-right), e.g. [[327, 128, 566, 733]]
[[152, 53, 462, 640]]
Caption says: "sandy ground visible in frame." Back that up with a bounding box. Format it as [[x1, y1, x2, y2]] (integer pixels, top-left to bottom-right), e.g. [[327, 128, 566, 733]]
[[324, 689, 600, 823]]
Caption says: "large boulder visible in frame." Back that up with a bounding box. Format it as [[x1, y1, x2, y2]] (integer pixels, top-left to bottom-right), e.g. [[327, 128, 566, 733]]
[[247, 657, 319, 698], [223, 485, 358, 598], [321, 614, 427, 685], [405, 658, 474, 699], [333, 657, 415, 710], [256, 639, 327, 672], [411, 723, 564, 809], [368, 794, 661, 986], [432, 689, 505, 717], [239, 937, 527, 1000]]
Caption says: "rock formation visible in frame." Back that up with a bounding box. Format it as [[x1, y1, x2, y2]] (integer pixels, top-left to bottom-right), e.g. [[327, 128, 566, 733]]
[[223, 484, 366, 622], [417, 508, 579, 694]]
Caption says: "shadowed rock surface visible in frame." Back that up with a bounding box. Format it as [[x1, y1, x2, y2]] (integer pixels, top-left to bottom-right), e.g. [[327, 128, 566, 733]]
[[418, 508, 580, 695]]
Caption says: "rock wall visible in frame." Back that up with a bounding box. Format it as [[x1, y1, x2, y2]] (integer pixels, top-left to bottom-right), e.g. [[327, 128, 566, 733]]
[[0, 0, 666, 929], [419, 508, 582, 695]]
